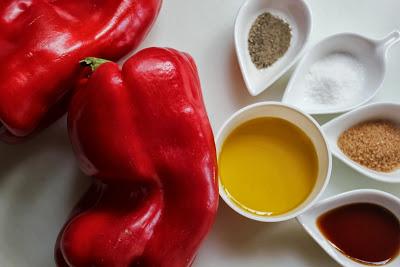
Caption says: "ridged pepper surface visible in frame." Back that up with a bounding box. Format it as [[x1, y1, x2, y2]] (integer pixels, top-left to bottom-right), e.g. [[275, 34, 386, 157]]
[[0, 0, 162, 142], [55, 47, 219, 267]]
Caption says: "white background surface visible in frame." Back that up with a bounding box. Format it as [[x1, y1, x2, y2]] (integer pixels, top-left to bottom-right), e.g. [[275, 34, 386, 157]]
[[0, 0, 399, 266]]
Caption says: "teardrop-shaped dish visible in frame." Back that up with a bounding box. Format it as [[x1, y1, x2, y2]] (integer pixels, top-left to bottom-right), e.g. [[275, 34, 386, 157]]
[[298, 189, 400, 267], [322, 102, 400, 183], [235, 0, 312, 96], [282, 31, 400, 114]]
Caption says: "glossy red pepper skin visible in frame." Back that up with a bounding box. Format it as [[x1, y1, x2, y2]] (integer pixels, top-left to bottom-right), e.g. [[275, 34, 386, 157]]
[[55, 48, 219, 267], [0, 0, 162, 142]]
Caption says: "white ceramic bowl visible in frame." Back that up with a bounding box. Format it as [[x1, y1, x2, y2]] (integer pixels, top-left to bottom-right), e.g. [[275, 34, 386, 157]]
[[283, 31, 400, 114], [235, 0, 312, 96], [322, 102, 400, 183], [298, 189, 400, 267], [216, 102, 332, 222]]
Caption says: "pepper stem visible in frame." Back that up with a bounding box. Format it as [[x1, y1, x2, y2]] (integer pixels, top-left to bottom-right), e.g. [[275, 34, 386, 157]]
[[80, 57, 111, 72]]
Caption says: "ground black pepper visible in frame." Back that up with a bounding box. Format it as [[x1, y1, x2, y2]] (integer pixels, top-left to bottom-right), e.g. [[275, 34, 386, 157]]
[[248, 12, 292, 69]]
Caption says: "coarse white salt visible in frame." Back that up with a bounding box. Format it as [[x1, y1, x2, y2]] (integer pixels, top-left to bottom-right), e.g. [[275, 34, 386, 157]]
[[298, 52, 366, 109]]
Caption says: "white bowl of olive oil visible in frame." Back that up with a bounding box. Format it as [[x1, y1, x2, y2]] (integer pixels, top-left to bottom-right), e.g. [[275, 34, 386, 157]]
[[216, 102, 332, 222]]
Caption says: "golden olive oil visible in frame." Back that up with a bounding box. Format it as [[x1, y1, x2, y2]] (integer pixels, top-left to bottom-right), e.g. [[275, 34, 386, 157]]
[[219, 117, 318, 216]]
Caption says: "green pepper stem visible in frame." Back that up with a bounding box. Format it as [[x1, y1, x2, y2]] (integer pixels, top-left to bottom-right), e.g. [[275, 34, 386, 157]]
[[80, 57, 112, 72]]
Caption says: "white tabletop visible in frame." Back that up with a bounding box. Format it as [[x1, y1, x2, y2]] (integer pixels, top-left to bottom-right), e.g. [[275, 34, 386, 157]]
[[0, 0, 399, 266]]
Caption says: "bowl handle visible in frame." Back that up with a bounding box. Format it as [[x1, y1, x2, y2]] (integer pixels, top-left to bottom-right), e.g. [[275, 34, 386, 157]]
[[377, 30, 400, 56]]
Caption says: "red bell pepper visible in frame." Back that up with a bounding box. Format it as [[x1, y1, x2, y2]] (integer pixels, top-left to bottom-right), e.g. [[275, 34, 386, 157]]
[[0, 0, 162, 142], [55, 47, 219, 267]]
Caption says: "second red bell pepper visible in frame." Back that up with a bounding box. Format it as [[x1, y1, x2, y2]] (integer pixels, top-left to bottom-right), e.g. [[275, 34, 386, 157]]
[[55, 47, 219, 267], [0, 0, 162, 142]]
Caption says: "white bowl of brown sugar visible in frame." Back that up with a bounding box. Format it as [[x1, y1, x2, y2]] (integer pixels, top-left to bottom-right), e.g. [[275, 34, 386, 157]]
[[322, 102, 400, 183], [234, 0, 312, 96]]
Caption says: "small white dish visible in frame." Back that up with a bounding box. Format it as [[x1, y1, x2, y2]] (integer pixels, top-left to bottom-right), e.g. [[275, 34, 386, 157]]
[[283, 31, 400, 114], [298, 189, 400, 267], [235, 0, 312, 96], [216, 102, 332, 222], [322, 102, 400, 183]]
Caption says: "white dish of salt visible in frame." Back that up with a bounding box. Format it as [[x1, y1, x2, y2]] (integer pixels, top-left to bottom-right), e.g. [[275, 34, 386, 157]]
[[283, 31, 400, 114]]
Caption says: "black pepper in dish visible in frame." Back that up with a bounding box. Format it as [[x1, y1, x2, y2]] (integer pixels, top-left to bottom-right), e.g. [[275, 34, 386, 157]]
[[248, 12, 292, 69]]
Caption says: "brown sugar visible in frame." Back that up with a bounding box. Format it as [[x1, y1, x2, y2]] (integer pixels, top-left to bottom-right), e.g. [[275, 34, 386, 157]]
[[338, 120, 400, 172]]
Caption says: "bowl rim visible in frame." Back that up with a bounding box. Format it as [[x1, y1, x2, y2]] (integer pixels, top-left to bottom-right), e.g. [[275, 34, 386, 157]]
[[216, 101, 332, 222]]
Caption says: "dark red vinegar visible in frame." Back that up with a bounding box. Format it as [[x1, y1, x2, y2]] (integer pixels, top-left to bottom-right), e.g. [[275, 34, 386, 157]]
[[317, 203, 400, 265]]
